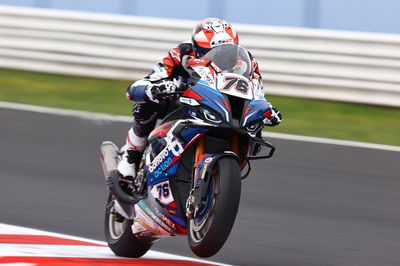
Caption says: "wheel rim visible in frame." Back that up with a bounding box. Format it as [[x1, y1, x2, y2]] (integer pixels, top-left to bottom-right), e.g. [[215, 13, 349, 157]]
[[189, 167, 220, 243], [108, 207, 130, 240]]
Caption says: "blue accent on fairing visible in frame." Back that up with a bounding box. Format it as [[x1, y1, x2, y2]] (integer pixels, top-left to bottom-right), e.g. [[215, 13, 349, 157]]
[[190, 82, 231, 123], [148, 171, 169, 187], [180, 127, 209, 143], [128, 84, 150, 102], [169, 213, 187, 227], [166, 161, 180, 175], [241, 100, 272, 127]]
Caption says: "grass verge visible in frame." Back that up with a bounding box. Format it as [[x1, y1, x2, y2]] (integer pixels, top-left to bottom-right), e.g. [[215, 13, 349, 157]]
[[1, 68, 399, 146]]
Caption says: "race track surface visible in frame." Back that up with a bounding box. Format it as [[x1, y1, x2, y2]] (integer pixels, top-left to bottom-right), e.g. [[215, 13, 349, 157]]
[[1, 108, 399, 266]]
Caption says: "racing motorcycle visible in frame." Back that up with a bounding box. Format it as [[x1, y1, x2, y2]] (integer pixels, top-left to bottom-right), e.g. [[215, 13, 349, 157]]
[[100, 43, 275, 258]]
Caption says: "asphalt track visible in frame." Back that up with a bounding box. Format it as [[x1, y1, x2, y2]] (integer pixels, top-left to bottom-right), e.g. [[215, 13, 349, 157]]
[[1, 107, 400, 266]]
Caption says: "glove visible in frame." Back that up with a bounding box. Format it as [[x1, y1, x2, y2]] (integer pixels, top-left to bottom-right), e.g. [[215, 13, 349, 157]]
[[147, 79, 179, 103], [263, 107, 282, 126]]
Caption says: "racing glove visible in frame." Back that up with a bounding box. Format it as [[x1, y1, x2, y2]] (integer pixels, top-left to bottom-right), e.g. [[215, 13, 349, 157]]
[[263, 107, 282, 127], [146, 79, 179, 103]]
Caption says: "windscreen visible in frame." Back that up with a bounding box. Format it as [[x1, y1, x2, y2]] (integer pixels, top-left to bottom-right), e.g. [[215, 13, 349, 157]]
[[203, 44, 252, 79]]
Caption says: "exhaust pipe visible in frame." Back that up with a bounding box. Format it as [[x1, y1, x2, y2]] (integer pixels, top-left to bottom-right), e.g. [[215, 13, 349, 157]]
[[100, 141, 137, 218], [100, 141, 119, 180]]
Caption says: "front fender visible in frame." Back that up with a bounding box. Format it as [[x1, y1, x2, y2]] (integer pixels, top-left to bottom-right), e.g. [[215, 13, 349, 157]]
[[194, 151, 240, 185], [191, 152, 240, 217]]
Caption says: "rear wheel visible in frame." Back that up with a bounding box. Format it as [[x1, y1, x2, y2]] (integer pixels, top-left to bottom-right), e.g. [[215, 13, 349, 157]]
[[104, 194, 151, 257], [188, 157, 241, 257]]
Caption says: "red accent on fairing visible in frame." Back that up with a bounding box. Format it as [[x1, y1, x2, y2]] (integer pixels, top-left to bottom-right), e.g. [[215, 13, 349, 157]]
[[175, 223, 188, 234], [184, 133, 205, 150], [0, 257, 209, 265], [168, 202, 177, 209], [197, 153, 209, 164], [150, 121, 175, 138], [0, 235, 105, 246], [182, 88, 204, 101], [186, 58, 211, 68], [262, 109, 272, 118], [210, 66, 216, 79], [244, 106, 253, 116], [220, 97, 230, 112]]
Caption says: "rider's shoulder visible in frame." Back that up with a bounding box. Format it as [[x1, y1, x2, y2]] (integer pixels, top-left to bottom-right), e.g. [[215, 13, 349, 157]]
[[176, 41, 194, 55]]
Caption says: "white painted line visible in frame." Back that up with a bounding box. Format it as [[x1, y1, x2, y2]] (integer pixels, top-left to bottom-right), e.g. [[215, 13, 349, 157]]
[[0, 101, 132, 123], [262, 132, 400, 152], [1, 101, 399, 152], [0, 244, 115, 258], [0, 223, 231, 265]]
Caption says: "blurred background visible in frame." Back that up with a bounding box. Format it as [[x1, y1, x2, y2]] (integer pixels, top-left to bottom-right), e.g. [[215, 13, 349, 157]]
[[0, 0, 400, 145], [1, 2, 400, 266], [1, 0, 400, 33], [1, 0, 399, 145]]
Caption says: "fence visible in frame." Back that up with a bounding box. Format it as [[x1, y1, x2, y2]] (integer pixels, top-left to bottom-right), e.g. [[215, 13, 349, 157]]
[[1, 5, 399, 107]]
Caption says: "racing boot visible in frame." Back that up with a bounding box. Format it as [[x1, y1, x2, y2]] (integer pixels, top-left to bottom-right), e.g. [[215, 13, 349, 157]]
[[116, 127, 147, 194], [117, 148, 143, 178], [115, 147, 144, 200]]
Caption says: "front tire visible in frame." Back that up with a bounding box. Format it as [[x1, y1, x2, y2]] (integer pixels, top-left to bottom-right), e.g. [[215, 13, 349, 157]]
[[188, 157, 241, 257], [104, 194, 151, 257]]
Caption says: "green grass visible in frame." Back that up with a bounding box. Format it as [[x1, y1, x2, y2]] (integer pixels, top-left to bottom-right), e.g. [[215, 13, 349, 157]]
[[1, 68, 399, 146], [267, 96, 400, 146], [0, 68, 132, 114]]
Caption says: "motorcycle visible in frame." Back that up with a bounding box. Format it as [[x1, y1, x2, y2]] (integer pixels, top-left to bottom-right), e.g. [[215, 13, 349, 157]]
[[100, 43, 276, 258]]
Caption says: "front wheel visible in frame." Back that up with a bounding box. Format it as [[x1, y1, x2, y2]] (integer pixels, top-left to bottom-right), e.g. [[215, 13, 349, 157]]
[[104, 194, 152, 257], [188, 157, 241, 257]]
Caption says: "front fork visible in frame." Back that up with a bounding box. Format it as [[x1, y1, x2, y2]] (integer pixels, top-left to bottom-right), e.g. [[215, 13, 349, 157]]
[[186, 134, 240, 219], [193, 134, 239, 165]]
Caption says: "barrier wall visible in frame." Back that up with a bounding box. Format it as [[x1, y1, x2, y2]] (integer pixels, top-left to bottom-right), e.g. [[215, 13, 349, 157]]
[[1, 6, 399, 107]]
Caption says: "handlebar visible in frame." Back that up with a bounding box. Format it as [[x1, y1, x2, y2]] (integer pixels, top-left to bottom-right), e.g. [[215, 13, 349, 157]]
[[153, 89, 187, 99]]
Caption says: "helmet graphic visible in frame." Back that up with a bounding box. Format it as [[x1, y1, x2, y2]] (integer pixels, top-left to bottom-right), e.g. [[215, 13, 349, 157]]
[[192, 18, 239, 57]]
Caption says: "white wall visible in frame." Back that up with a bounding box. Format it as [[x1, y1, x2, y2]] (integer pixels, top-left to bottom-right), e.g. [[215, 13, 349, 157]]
[[1, 6, 399, 107]]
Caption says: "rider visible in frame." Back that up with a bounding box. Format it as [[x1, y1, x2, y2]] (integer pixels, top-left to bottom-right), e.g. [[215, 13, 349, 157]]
[[117, 17, 282, 179]]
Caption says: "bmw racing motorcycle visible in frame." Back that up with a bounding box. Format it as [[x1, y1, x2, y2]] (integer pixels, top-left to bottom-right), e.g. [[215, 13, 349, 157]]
[[100, 43, 276, 258]]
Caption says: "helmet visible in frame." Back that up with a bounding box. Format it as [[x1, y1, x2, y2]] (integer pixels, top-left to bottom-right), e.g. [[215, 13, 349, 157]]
[[192, 18, 239, 58]]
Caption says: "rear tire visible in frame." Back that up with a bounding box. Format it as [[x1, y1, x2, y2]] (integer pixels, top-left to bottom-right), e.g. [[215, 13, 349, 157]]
[[104, 194, 151, 257], [188, 157, 241, 257]]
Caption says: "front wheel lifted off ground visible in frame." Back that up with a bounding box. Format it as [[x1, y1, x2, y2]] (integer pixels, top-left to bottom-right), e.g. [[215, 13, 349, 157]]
[[188, 157, 241, 257]]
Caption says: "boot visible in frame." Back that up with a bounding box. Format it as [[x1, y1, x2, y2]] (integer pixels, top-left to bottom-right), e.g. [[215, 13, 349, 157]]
[[117, 149, 143, 178]]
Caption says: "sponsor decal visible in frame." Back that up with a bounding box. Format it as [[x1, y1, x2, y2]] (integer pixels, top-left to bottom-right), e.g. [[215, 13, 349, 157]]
[[204, 157, 213, 163], [154, 208, 176, 231], [210, 62, 222, 73], [170, 49, 181, 63], [150, 181, 174, 205], [195, 67, 215, 85], [179, 97, 200, 106], [154, 157, 172, 178], [149, 131, 184, 174]]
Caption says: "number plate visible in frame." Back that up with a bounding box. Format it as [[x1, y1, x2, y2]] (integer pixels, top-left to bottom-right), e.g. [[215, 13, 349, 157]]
[[217, 73, 254, 100]]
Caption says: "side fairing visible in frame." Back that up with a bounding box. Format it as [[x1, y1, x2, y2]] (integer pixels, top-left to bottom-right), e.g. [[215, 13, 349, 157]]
[[241, 100, 272, 127], [183, 82, 231, 123]]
